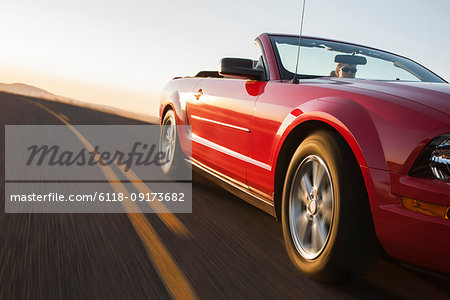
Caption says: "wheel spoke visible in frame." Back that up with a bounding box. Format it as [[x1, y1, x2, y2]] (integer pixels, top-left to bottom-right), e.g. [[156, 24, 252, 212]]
[[320, 185, 333, 225], [313, 161, 325, 190], [162, 123, 175, 162], [300, 173, 313, 197], [296, 212, 309, 241], [297, 184, 309, 205], [292, 197, 301, 217], [165, 145, 170, 158], [311, 221, 318, 252], [316, 217, 327, 246], [169, 125, 175, 140]]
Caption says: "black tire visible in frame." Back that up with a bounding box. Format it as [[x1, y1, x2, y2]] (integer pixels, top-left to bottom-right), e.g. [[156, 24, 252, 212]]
[[159, 109, 188, 177], [281, 130, 379, 282]]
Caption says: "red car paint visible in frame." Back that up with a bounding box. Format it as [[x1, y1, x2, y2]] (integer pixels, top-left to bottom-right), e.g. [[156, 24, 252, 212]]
[[160, 33, 450, 274]]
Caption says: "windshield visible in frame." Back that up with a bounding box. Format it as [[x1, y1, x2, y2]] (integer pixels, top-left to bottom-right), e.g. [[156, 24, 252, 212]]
[[270, 35, 445, 83]]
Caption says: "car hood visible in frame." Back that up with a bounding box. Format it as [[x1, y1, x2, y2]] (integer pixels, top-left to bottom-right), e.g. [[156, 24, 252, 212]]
[[329, 79, 450, 116]]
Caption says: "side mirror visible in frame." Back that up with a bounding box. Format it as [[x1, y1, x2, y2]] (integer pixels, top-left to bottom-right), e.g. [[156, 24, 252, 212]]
[[219, 58, 265, 80]]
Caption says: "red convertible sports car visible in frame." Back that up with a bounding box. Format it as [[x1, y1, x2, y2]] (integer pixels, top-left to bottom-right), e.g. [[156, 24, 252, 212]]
[[159, 33, 450, 282]]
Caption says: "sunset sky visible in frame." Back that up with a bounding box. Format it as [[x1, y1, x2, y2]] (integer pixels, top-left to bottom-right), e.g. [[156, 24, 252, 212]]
[[1, 0, 449, 117]]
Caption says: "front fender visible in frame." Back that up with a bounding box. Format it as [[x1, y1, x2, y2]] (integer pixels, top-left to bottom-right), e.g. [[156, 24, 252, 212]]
[[272, 97, 388, 172], [159, 78, 203, 125], [160, 91, 184, 125]]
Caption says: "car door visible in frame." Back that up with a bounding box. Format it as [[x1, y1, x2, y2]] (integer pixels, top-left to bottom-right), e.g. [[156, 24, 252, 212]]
[[187, 78, 263, 185]]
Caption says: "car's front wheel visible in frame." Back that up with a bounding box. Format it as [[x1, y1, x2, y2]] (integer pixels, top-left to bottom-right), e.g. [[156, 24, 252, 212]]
[[281, 130, 378, 282]]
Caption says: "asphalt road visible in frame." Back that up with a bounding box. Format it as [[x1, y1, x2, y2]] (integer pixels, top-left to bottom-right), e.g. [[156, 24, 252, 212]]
[[1, 92, 450, 299]]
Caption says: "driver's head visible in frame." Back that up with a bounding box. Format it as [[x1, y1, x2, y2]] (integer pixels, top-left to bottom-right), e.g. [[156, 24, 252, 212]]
[[336, 63, 357, 78]]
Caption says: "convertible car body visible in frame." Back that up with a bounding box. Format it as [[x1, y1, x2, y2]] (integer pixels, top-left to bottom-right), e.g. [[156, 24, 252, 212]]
[[159, 33, 450, 281]]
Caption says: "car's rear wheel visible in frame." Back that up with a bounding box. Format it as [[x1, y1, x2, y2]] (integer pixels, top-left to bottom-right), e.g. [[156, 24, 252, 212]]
[[281, 130, 378, 282], [159, 109, 186, 176]]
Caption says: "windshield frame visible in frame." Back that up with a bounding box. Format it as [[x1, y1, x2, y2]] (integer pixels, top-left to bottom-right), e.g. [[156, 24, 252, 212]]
[[268, 34, 447, 83]]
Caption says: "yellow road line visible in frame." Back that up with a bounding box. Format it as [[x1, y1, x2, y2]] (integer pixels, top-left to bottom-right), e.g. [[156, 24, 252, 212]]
[[58, 112, 70, 121], [114, 162, 191, 238], [30, 100, 197, 300]]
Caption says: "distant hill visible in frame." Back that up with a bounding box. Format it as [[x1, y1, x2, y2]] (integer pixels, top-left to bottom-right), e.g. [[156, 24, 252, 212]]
[[0, 82, 158, 124], [0, 82, 69, 102]]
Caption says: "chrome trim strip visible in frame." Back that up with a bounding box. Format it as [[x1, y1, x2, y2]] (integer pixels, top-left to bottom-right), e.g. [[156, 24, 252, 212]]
[[249, 186, 273, 200], [191, 158, 274, 207], [191, 115, 251, 133], [192, 133, 271, 171]]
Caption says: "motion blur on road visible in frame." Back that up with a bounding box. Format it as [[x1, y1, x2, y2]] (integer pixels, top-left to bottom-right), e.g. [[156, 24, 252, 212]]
[[1, 92, 450, 299]]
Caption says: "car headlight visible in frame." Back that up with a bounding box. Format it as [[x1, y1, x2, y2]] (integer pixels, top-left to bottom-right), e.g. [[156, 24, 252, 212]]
[[410, 133, 450, 181]]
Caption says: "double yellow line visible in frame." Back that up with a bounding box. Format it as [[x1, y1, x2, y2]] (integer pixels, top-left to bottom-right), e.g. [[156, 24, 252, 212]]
[[31, 100, 197, 300]]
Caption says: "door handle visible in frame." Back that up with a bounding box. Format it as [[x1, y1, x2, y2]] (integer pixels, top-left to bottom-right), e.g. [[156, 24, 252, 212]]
[[194, 89, 203, 100]]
